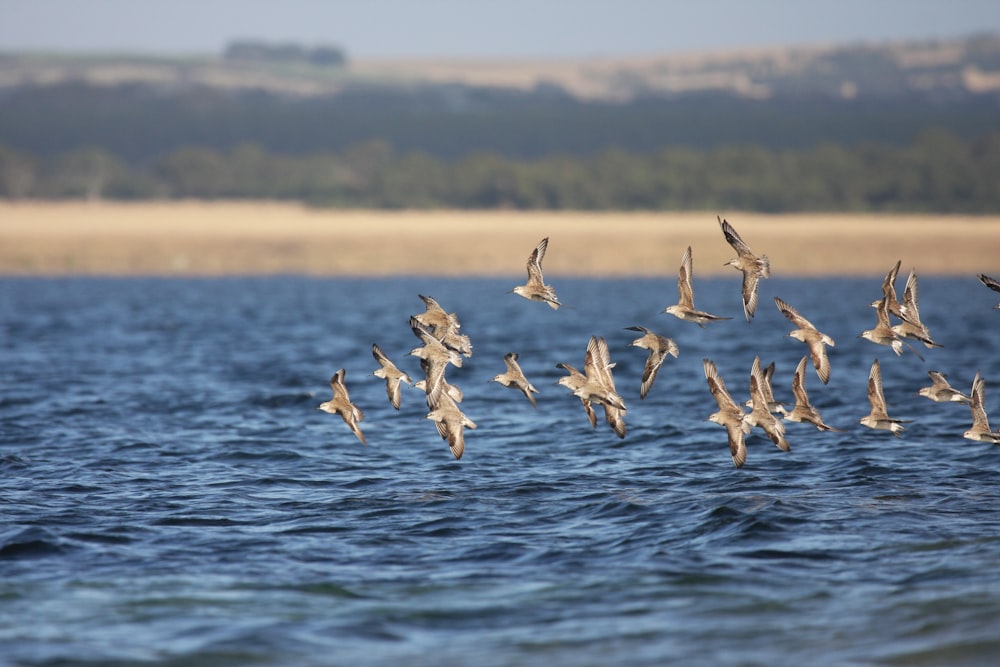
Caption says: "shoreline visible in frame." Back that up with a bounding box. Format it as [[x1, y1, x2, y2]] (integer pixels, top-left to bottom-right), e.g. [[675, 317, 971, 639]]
[[2, 201, 1000, 277]]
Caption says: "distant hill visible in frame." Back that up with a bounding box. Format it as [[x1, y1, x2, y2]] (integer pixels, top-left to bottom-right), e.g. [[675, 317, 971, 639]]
[[2, 33, 999, 101], [0, 34, 998, 164]]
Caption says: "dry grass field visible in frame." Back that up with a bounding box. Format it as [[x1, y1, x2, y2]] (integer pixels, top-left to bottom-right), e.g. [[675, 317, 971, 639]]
[[2, 201, 999, 278]]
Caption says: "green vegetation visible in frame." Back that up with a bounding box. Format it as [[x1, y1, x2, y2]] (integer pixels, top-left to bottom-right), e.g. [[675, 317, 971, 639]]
[[1, 130, 998, 212]]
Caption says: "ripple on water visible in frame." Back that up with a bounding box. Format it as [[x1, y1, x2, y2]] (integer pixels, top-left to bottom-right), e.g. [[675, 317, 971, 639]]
[[2, 276, 1000, 666]]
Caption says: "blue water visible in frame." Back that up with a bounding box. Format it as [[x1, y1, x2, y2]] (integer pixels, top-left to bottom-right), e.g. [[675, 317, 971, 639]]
[[2, 275, 1000, 667]]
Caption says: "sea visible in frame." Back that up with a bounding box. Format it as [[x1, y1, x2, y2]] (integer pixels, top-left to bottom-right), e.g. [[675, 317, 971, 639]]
[[2, 274, 1000, 667]]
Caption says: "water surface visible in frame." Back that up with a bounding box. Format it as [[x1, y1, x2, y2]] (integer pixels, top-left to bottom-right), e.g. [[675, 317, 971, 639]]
[[2, 275, 999, 666]]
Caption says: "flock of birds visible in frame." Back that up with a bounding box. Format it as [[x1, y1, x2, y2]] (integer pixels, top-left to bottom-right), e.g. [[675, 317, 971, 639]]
[[319, 217, 1000, 467]]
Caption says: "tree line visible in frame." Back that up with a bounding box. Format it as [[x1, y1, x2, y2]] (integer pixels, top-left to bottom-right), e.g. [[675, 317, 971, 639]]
[[1, 129, 998, 212], [3, 82, 998, 164]]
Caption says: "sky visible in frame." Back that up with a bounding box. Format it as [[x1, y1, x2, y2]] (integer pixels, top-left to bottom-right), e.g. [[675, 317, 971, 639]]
[[1, 0, 999, 59]]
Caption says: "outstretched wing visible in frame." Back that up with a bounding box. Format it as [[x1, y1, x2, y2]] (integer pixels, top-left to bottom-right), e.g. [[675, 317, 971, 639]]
[[867, 358, 888, 417], [719, 216, 752, 257], [979, 273, 1000, 294], [526, 237, 549, 284], [677, 246, 696, 308]]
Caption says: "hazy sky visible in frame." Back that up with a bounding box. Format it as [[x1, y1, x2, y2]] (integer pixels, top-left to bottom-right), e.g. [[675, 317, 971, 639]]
[[2, 0, 999, 58]]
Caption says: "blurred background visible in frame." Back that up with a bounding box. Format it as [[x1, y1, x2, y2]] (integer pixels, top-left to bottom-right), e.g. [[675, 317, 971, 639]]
[[1, 0, 999, 213]]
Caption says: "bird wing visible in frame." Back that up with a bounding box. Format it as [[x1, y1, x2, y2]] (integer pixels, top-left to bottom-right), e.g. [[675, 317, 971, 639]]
[[882, 260, 902, 300], [774, 297, 816, 331], [875, 296, 892, 328], [677, 246, 696, 308], [526, 237, 549, 285], [928, 370, 949, 388], [741, 269, 762, 321], [970, 375, 991, 430], [418, 294, 447, 317], [704, 358, 740, 413], [386, 377, 402, 410], [749, 360, 769, 413], [372, 343, 390, 367], [725, 422, 748, 468], [719, 216, 752, 257], [330, 368, 348, 400], [900, 270, 923, 323], [503, 351, 520, 373], [791, 356, 810, 408], [408, 315, 438, 346], [809, 339, 832, 385], [639, 350, 665, 400], [980, 274, 1000, 294], [867, 359, 888, 417]]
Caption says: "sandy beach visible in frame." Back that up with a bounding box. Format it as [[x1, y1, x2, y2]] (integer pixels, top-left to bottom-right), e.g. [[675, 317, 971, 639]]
[[2, 201, 999, 277]]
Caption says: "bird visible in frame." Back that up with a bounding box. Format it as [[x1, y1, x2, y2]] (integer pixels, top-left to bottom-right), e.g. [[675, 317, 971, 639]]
[[963, 372, 1000, 444], [870, 260, 912, 323], [662, 246, 731, 327], [412, 294, 460, 334], [408, 316, 463, 369], [556, 362, 599, 430], [745, 356, 791, 452], [859, 358, 910, 436], [601, 403, 628, 440], [412, 294, 472, 357], [625, 325, 679, 399], [742, 359, 785, 415], [581, 336, 628, 438], [414, 376, 464, 404], [703, 358, 749, 468], [859, 296, 911, 358], [719, 216, 770, 321], [371, 343, 413, 410], [318, 368, 367, 445], [774, 296, 835, 384], [511, 237, 562, 309], [491, 352, 539, 407], [415, 355, 463, 408], [891, 270, 942, 349], [782, 356, 843, 432], [426, 392, 478, 459], [979, 274, 1000, 308], [917, 371, 970, 404], [576, 335, 627, 413]]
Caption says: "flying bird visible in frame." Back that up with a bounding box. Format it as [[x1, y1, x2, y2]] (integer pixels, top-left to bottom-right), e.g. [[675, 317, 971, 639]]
[[917, 371, 970, 404], [703, 358, 749, 468], [745, 356, 791, 452], [625, 325, 679, 399], [491, 352, 540, 407], [577, 335, 627, 413], [662, 246, 731, 327], [782, 356, 843, 432], [426, 393, 478, 459], [963, 371, 1000, 444], [412, 294, 472, 357], [871, 260, 912, 323], [891, 270, 942, 349], [719, 216, 770, 322], [774, 296, 835, 384], [860, 296, 921, 359], [556, 362, 599, 430], [582, 336, 628, 438], [511, 237, 563, 309], [979, 274, 1000, 308], [318, 368, 367, 445], [859, 358, 910, 437], [371, 343, 413, 410]]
